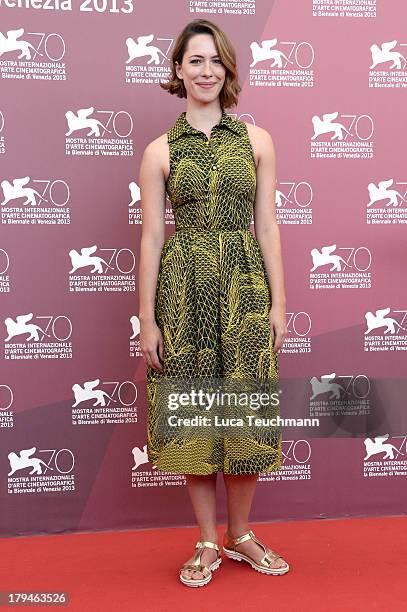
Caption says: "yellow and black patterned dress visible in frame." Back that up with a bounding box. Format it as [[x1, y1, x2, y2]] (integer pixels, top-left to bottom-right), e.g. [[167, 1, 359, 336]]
[[146, 110, 281, 475]]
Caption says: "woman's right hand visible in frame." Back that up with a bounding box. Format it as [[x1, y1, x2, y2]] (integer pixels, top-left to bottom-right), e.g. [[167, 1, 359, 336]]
[[140, 319, 164, 373]]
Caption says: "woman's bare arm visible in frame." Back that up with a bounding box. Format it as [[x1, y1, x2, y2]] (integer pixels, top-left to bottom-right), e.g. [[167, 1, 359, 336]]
[[138, 137, 166, 322], [138, 137, 167, 371], [247, 124, 287, 350]]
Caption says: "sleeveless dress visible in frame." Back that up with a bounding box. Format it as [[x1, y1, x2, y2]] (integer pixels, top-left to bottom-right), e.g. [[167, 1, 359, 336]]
[[146, 110, 282, 475]]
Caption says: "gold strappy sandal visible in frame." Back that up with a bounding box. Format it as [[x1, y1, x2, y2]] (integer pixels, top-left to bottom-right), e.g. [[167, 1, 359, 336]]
[[223, 529, 289, 576], [179, 540, 222, 587]]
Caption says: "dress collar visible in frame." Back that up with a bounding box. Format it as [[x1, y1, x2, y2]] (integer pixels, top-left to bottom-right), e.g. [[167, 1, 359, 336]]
[[167, 110, 244, 143]]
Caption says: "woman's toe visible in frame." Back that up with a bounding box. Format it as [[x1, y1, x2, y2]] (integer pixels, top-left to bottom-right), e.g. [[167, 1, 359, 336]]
[[192, 570, 204, 579], [182, 568, 203, 580]]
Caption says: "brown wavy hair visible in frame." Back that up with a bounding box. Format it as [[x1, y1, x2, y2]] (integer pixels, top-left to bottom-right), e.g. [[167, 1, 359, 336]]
[[159, 19, 241, 110]]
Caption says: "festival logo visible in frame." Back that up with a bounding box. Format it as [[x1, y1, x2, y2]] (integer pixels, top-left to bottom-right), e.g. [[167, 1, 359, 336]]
[[1, 176, 71, 225], [310, 111, 374, 159], [131, 443, 187, 488], [309, 372, 371, 417], [366, 178, 407, 225], [280, 311, 312, 355], [4, 313, 73, 360], [259, 439, 312, 482], [125, 33, 171, 84], [275, 180, 313, 225], [68, 245, 136, 292], [7, 446, 76, 494], [363, 435, 407, 478], [364, 307, 406, 351], [309, 244, 372, 289], [249, 36, 314, 88], [0, 27, 67, 80], [369, 40, 407, 88], [65, 107, 134, 156], [71, 378, 138, 426]]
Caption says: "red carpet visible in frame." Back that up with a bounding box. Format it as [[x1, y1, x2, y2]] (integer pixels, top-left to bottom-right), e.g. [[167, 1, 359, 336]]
[[1, 516, 406, 611]]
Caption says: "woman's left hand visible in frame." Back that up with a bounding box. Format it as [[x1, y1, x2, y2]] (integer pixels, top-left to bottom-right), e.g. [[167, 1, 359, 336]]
[[269, 304, 287, 353]]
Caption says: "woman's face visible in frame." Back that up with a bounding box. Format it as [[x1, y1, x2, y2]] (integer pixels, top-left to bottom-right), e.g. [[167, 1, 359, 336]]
[[175, 33, 226, 104]]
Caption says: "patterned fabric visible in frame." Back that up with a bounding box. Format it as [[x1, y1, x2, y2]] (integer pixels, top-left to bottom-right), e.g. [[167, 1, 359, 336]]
[[146, 110, 281, 475]]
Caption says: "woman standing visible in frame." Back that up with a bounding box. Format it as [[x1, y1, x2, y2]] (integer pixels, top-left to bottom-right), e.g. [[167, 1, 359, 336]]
[[138, 19, 289, 586]]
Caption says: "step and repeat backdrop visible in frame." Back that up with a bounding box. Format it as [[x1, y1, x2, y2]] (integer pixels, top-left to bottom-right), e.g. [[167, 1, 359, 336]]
[[1, 1, 406, 537]]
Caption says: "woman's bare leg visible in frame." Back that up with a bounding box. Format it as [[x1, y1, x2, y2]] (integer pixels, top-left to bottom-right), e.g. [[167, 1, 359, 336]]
[[223, 473, 286, 569], [181, 473, 219, 580]]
